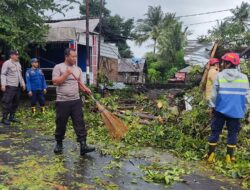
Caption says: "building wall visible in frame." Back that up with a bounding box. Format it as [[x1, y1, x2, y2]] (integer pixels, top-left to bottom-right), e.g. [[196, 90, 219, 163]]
[[118, 72, 145, 84], [99, 57, 118, 82]]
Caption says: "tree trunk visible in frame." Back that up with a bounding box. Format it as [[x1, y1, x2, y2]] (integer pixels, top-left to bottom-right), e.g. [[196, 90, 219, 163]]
[[153, 39, 156, 55]]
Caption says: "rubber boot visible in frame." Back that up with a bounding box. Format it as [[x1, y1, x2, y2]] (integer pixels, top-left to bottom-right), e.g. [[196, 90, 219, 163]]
[[207, 152, 216, 163], [1, 114, 10, 125], [225, 145, 236, 164], [32, 107, 36, 114], [41, 106, 45, 114], [80, 141, 95, 155], [54, 141, 63, 154], [9, 113, 20, 123], [205, 143, 216, 163]]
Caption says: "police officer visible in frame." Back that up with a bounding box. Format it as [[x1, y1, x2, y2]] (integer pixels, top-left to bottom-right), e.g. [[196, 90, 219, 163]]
[[52, 48, 95, 155], [26, 58, 47, 114], [1, 50, 25, 125]]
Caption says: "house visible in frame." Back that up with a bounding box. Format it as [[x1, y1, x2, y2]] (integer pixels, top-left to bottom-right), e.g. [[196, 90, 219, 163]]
[[28, 18, 119, 85], [184, 40, 213, 67], [99, 42, 119, 82], [118, 58, 147, 84], [168, 40, 213, 83]]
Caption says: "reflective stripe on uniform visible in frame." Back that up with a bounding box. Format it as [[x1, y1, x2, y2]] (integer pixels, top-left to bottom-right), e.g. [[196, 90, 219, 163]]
[[219, 78, 248, 83], [219, 91, 246, 95]]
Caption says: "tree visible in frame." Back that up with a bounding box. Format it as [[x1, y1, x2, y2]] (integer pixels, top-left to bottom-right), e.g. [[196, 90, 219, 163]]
[[79, 1, 134, 57], [134, 6, 164, 55], [0, 0, 74, 58], [204, 2, 250, 50], [79, 0, 110, 17], [144, 13, 186, 81], [157, 13, 186, 70], [102, 15, 134, 58], [231, 1, 250, 25]]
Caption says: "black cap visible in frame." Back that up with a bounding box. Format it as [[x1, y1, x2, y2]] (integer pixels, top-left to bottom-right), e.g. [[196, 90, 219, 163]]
[[30, 58, 39, 64], [9, 50, 19, 56]]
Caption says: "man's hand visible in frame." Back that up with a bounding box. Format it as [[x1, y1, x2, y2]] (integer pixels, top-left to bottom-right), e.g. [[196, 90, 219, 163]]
[[28, 91, 32, 97], [43, 89, 47, 94], [1, 86, 6, 92], [22, 86, 26, 91], [66, 67, 73, 75], [83, 86, 92, 95]]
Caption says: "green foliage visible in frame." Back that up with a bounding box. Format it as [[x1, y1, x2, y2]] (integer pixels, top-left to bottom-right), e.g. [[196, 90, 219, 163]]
[[0, 155, 67, 189], [140, 163, 188, 187], [134, 6, 164, 54], [157, 15, 186, 68], [80, 0, 110, 17], [148, 68, 161, 82], [164, 67, 178, 80], [0, 0, 73, 59], [136, 7, 187, 82], [202, 2, 250, 50], [79, 1, 134, 57], [240, 60, 250, 76], [15, 88, 250, 188]]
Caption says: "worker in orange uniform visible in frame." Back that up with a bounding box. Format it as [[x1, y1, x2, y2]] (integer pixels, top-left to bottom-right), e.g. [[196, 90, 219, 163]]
[[205, 58, 220, 100]]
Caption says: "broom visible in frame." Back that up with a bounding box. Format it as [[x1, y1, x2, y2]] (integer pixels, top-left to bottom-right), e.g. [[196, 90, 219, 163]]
[[71, 73, 128, 140]]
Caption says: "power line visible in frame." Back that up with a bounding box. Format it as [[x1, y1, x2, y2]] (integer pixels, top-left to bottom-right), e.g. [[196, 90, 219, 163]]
[[185, 17, 229, 26], [187, 19, 221, 26], [176, 9, 233, 18]]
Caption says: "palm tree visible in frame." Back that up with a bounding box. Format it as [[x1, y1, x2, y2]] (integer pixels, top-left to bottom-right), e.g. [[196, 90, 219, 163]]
[[134, 6, 164, 55], [231, 1, 250, 25]]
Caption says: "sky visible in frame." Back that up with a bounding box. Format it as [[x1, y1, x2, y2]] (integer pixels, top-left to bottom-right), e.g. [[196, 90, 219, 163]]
[[52, 0, 250, 57]]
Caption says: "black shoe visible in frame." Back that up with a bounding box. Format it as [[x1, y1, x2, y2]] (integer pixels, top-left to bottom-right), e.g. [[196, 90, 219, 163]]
[[54, 141, 63, 154], [2, 114, 10, 125], [80, 141, 95, 155], [9, 114, 20, 123]]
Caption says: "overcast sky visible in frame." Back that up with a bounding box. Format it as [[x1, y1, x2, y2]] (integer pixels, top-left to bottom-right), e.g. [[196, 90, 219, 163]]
[[53, 0, 250, 57]]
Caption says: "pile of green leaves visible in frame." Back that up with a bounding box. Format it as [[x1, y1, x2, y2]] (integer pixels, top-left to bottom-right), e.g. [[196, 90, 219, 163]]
[[16, 87, 250, 188], [140, 163, 189, 187]]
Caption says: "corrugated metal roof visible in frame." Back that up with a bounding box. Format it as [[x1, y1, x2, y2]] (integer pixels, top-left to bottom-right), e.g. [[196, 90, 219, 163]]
[[101, 43, 119, 59], [184, 40, 213, 67], [118, 58, 146, 73], [46, 19, 99, 42], [179, 66, 193, 73]]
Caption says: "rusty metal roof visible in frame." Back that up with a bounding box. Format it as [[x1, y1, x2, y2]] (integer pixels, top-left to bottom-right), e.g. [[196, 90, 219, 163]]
[[184, 40, 213, 67]]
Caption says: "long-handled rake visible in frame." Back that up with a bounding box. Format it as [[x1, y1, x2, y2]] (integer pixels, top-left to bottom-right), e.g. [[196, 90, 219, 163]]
[[72, 73, 128, 140]]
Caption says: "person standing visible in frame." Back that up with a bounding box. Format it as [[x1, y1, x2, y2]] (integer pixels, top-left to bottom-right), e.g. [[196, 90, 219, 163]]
[[206, 52, 250, 163], [1, 50, 25, 125], [205, 58, 220, 100], [52, 48, 95, 155], [25, 58, 47, 114]]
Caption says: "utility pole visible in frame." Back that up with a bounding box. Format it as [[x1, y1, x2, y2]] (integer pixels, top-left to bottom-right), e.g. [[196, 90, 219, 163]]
[[97, 0, 104, 87], [86, 0, 90, 85]]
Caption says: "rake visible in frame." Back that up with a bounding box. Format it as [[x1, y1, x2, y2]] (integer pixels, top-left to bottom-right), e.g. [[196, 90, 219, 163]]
[[72, 73, 128, 140]]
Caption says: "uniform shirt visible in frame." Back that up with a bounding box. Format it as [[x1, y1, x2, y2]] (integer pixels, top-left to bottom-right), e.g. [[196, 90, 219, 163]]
[[26, 68, 47, 92], [209, 69, 250, 118], [1, 59, 25, 88], [52, 62, 84, 102], [205, 66, 219, 100]]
